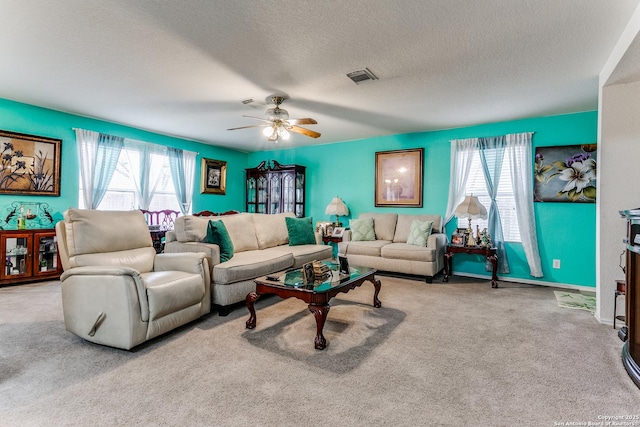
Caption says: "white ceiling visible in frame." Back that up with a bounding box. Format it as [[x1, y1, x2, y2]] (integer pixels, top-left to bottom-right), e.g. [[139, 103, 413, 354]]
[[1, 0, 639, 152]]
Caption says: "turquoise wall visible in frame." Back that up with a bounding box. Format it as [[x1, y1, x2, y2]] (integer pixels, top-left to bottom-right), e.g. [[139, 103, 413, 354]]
[[0, 98, 248, 221], [250, 111, 598, 288], [1, 96, 597, 288]]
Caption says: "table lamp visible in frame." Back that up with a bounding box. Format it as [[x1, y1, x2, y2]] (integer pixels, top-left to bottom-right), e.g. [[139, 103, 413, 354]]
[[454, 195, 487, 246], [325, 197, 349, 227]]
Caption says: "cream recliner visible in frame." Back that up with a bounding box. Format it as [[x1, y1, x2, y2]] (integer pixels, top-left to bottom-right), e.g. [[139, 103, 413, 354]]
[[56, 208, 211, 350]]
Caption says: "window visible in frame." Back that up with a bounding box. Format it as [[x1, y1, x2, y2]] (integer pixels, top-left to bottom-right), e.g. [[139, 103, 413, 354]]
[[456, 148, 524, 243], [78, 146, 182, 212]]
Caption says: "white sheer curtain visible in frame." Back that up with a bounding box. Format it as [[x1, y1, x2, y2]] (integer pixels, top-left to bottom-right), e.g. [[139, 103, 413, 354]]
[[182, 150, 196, 214], [445, 138, 477, 223], [75, 128, 99, 209], [446, 132, 543, 278], [167, 148, 196, 215], [479, 136, 509, 274], [506, 132, 543, 277], [123, 139, 165, 210], [75, 129, 124, 209]]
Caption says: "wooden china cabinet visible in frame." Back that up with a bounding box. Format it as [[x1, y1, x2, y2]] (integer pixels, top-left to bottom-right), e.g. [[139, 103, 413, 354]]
[[620, 208, 640, 389], [246, 160, 305, 217], [0, 229, 62, 286]]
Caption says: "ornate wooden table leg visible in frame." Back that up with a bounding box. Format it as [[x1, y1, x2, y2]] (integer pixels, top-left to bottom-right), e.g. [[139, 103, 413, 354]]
[[443, 251, 453, 282], [245, 292, 260, 329], [308, 303, 330, 350], [488, 254, 498, 288], [368, 277, 382, 308]]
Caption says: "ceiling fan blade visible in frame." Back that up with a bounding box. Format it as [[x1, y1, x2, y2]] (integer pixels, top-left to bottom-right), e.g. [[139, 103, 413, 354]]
[[289, 125, 321, 138], [242, 115, 272, 123], [287, 118, 317, 125], [227, 124, 269, 131]]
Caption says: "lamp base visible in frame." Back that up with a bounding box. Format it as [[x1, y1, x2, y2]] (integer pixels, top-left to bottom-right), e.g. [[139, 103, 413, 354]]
[[466, 218, 476, 246]]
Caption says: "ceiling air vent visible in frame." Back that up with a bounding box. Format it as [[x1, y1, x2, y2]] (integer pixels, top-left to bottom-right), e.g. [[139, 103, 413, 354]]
[[346, 68, 378, 85]]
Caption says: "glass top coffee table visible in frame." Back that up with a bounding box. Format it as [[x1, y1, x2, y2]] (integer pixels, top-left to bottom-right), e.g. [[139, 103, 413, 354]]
[[246, 262, 381, 350]]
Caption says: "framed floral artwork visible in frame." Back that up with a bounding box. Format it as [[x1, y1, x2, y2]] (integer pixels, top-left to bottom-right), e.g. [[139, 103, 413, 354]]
[[200, 158, 227, 195], [375, 148, 424, 207], [0, 130, 61, 196], [534, 144, 597, 203]]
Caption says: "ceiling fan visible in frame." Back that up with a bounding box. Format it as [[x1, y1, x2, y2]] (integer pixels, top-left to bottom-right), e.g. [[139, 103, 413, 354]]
[[227, 96, 320, 142]]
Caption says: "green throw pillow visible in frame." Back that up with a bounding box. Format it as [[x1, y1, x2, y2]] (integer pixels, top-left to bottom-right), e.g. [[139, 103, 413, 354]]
[[285, 216, 316, 246], [206, 220, 234, 262], [406, 220, 433, 247], [350, 217, 376, 241]]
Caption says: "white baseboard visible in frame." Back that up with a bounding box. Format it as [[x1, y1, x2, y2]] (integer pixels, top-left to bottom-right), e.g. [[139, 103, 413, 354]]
[[452, 272, 596, 293]]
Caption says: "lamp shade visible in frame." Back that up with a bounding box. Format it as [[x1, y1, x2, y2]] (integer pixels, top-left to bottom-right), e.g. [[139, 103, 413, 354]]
[[454, 195, 487, 219], [325, 197, 349, 216]]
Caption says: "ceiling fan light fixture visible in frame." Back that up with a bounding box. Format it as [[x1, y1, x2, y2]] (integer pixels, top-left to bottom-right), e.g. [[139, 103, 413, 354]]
[[277, 127, 290, 140], [263, 126, 275, 137], [265, 107, 289, 121]]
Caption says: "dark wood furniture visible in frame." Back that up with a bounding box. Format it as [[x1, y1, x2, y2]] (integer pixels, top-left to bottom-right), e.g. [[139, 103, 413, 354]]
[[1, 228, 61, 286], [615, 279, 627, 330], [321, 235, 343, 261], [246, 264, 381, 350], [140, 209, 180, 254], [246, 160, 305, 217], [443, 245, 498, 288], [321, 235, 343, 244], [193, 210, 240, 217], [620, 209, 640, 389]]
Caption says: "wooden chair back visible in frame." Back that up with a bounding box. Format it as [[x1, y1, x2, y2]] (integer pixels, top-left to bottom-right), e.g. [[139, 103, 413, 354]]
[[139, 209, 180, 230]]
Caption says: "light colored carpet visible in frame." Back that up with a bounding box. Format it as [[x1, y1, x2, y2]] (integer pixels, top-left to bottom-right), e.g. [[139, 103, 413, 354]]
[[1, 276, 639, 426], [554, 291, 597, 313]]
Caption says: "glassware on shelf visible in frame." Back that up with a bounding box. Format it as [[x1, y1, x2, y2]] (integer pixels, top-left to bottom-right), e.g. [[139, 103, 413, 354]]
[[5, 257, 12, 276]]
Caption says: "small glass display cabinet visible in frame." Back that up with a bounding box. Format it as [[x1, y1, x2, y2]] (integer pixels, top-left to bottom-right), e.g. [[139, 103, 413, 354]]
[[0, 229, 61, 286]]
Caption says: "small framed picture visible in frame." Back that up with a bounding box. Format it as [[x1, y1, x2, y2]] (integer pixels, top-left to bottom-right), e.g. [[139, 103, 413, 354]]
[[326, 224, 335, 237], [200, 158, 227, 195], [331, 227, 345, 238], [315, 221, 333, 236], [339, 256, 350, 275], [451, 233, 466, 247]]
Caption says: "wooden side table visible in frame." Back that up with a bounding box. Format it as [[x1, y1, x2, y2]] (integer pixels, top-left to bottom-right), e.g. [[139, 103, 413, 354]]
[[321, 235, 343, 245], [321, 235, 342, 260], [443, 245, 498, 288]]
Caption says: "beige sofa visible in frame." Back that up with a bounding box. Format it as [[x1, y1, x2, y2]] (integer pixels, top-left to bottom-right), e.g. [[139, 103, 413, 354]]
[[164, 212, 332, 314], [337, 213, 447, 283], [56, 209, 211, 350]]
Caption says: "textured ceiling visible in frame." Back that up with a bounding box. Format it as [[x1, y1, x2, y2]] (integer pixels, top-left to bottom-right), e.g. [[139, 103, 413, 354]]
[[1, 0, 639, 152]]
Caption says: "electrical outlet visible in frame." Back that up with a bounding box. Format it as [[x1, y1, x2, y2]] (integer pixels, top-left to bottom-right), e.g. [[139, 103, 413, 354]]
[[553, 259, 561, 269]]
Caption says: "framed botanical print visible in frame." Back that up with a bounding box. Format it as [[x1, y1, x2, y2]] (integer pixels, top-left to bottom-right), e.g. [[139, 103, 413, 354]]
[[375, 148, 423, 207], [200, 158, 227, 195], [0, 130, 61, 196]]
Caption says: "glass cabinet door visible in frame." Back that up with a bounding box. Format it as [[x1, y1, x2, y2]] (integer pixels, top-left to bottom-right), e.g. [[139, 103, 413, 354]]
[[282, 172, 294, 213], [269, 174, 281, 213], [3, 233, 32, 279], [257, 176, 268, 214], [246, 177, 257, 213], [34, 232, 58, 276], [295, 172, 305, 217]]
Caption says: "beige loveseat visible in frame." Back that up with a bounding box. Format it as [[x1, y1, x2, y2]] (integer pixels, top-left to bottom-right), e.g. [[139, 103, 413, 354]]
[[164, 212, 332, 314], [337, 213, 447, 283]]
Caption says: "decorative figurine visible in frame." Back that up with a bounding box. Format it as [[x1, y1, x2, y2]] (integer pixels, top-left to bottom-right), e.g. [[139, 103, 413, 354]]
[[480, 228, 493, 248], [466, 226, 477, 246]]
